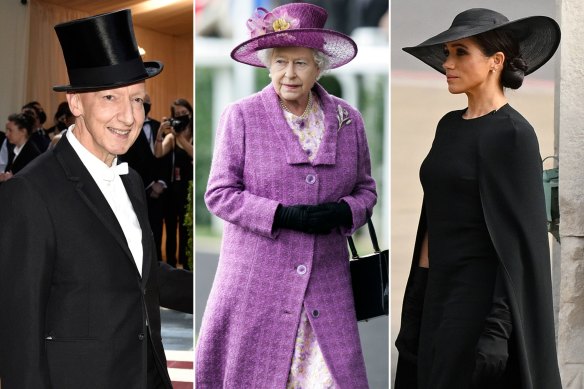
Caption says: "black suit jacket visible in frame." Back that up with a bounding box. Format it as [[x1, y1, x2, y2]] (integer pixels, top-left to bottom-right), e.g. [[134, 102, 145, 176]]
[[5, 140, 41, 174], [30, 128, 51, 152], [0, 136, 173, 388]]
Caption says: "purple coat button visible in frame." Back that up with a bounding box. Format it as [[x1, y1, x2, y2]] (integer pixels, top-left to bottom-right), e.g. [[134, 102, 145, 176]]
[[305, 174, 316, 184], [312, 310, 320, 318], [296, 265, 307, 275]]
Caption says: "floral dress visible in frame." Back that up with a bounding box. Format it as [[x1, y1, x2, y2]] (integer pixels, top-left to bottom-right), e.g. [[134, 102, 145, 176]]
[[283, 93, 336, 388]]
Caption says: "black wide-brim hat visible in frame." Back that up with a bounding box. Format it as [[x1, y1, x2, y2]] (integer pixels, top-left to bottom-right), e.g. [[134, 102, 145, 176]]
[[53, 9, 163, 92], [403, 8, 561, 76]]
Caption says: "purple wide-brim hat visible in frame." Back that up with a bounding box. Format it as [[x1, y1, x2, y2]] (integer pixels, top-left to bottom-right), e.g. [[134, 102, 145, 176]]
[[231, 3, 357, 69], [403, 8, 561, 76]]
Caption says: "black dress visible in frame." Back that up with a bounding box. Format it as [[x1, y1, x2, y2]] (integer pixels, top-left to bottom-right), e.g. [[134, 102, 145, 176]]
[[396, 104, 561, 389], [417, 107, 501, 388]]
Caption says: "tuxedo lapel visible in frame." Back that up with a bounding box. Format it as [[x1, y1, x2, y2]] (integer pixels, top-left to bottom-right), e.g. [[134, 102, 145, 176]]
[[122, 173, 152, 284], [53, 136, 141, 277]]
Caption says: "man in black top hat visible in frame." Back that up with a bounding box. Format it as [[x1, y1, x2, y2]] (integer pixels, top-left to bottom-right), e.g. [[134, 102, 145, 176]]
[[0, 9, 188, 389]]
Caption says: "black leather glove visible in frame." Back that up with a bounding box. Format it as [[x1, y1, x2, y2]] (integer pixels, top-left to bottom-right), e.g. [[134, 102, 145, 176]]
[[472, 272, 512, 386], [273, 205, 309, 232], [395, 266, 428, 363], [274, 202, 352, 234], [305, 201, 352, 234]]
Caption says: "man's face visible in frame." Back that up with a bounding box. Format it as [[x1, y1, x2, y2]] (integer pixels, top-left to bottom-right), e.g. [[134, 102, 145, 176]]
[[67, 82, 146, 166]]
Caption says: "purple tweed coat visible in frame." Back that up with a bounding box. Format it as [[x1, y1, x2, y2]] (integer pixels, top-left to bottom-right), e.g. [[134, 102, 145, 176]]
[[195, 83, 377, 388]]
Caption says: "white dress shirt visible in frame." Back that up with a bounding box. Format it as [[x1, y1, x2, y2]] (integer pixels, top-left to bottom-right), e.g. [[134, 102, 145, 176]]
[[13, 143, 24, 160], [66, 127, 144, 276]]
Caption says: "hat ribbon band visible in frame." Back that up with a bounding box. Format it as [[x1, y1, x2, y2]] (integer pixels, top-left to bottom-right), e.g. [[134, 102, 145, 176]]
[[67, 57, 148, 87]]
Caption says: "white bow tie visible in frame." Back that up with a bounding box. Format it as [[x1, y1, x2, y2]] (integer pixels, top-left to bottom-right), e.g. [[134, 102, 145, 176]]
[[103, 162, 129, 181]]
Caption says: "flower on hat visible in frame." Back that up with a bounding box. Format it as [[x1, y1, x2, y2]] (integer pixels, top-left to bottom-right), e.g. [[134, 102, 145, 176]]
[[273, 17, 291, 32], [246, 7, 271, 38], [246, 7, 299, 38], [271, 10, 299, 31]]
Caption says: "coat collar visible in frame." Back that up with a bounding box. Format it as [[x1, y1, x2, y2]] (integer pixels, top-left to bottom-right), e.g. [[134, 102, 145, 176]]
[[260, 83, 339, 166], [52, 135, 149, 281]]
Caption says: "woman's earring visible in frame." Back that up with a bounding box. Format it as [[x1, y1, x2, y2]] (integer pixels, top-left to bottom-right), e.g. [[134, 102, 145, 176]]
[[268, 73, 272, 78]]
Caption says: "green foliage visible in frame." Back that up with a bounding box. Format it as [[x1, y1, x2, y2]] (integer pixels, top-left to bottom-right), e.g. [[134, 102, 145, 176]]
[[358, 74, 387, 204], [195, 68, 214, 226], [185, 180, 194, 270]]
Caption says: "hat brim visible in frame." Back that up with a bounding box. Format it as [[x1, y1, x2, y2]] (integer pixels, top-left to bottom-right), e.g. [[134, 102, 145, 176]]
[[52, 61, 164, 92], [403, 16, 561, 76], [231, 28, 357, 69]]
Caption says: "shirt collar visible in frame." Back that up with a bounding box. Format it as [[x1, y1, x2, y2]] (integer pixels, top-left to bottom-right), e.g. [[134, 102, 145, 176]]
[[66, 125, 128, 182], [13, 142, 24, 157]]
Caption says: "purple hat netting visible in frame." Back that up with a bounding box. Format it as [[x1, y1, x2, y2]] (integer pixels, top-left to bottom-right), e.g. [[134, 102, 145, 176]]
[[231, 3, 357, 69]]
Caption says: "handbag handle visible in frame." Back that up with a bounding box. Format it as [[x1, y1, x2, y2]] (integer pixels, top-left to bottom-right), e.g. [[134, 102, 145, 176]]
[[347, 218, 380, 259], [542, 155, 559, 168]]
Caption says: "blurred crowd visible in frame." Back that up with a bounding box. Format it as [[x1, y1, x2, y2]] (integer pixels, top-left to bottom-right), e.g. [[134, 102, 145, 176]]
[[0, 97, 193, 269]]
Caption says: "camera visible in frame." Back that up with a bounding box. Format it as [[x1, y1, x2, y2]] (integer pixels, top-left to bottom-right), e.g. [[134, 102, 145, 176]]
[[169, 115, 190, 133]]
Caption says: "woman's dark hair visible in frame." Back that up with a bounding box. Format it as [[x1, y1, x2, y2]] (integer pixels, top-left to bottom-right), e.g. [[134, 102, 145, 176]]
[[8, 112, 35, 137], [21, 101, 47, 125], [170, 98, 193, 117], [473, 29, 528, 90]]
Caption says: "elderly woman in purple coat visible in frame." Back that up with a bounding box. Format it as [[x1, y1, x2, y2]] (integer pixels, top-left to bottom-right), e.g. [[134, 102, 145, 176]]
[[195, 3, 377, 388]]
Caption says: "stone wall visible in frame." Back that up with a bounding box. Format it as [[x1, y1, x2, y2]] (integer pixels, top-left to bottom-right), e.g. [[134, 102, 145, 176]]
[[557, 0, 584, 386]]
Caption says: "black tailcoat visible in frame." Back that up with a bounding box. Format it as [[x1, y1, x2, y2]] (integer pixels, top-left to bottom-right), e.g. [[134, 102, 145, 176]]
[[0, 136, 172, 388]]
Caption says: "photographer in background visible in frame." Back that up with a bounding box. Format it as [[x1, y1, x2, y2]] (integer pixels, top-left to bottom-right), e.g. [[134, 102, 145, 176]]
[[155, 98, 193, 270], [120, 94, 170, 262]]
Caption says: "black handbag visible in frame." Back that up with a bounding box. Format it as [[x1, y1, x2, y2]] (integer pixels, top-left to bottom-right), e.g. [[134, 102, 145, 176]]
[[347, 218, 389, 321], [542, 156, 559, 243]]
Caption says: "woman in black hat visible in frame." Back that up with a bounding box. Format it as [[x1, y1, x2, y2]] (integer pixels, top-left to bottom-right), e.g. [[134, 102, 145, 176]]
[[395, 8, 561, 389]]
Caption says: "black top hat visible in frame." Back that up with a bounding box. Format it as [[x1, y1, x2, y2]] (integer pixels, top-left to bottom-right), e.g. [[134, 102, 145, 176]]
[[53, 9, 163, 92], [403, 8, 561, 76]]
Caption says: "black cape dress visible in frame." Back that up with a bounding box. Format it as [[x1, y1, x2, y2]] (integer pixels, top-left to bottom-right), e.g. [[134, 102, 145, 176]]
[[395, 104, 561, 389]]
